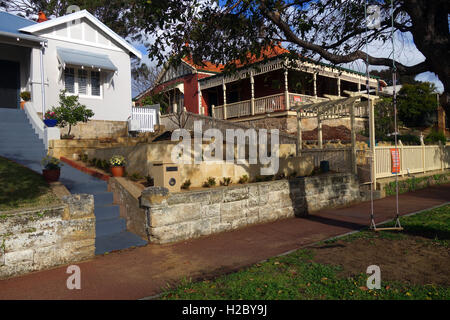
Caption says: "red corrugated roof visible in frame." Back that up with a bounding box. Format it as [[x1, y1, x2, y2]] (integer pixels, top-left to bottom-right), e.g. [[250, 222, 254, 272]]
[[182, 44, 288, 73], [182, 56, 225, 73]]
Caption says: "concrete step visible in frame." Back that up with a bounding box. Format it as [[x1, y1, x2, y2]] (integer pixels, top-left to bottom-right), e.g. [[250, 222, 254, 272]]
[[95, 205, 120, 222], [93, 192, 114, 206], [96, 217, 126, 237], [0, 139, 43, 146], [95, 231, 147, 255]]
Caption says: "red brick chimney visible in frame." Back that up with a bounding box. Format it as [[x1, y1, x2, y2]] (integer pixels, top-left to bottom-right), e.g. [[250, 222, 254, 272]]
[[37, 11, 48, 23]]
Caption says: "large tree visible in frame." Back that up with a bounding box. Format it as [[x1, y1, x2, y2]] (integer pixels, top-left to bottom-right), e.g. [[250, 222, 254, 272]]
[[131, 0, 449, 113]]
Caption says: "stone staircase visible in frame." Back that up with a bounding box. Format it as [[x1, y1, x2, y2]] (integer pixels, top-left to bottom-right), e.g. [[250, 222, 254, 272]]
[[0, 109, 146, 254]]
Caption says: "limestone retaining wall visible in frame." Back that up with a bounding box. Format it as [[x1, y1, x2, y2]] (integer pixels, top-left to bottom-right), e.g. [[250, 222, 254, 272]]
[[0, 194, 95, 279], [139, 173, 360, 244]]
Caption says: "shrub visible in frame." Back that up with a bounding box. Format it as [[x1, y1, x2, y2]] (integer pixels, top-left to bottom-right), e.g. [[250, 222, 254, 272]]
[[50, 90, 94, 137], [181, 180, 191, 190], [238, 175, 249, 184], [80, 153, 88, 163], [202, 177, 216, 188], [220, 177, 232, 186], [425, 129, 446, 145], [129, 172, 142, 181]]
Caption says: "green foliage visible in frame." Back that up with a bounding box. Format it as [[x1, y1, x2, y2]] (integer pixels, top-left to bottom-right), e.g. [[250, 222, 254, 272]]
[[238, 175, 249, 184], [80, 153, 88, 163], [41, 156, 63, 170], [141, 92, 168, 114], [50, 90, 94, 137], [425, 129, 446, 145], [394, 134, 420, 145], [397, 83, 438, 127], [129, 172, 143, 181], [20, 91, 31, 101], [202, 177, 216, 188], [181, 179, 192, 190], [219, 177, 232, 186], [384, 173, 449, 196], [373, 97, 397, 140]]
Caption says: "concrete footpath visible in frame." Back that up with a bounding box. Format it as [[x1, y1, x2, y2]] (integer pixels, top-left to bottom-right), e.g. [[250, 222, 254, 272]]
[[0, 184, 448, 300]]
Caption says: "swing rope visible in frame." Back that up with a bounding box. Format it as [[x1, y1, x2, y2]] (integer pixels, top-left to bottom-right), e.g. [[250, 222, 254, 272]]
[[367, 0, 402, 231]]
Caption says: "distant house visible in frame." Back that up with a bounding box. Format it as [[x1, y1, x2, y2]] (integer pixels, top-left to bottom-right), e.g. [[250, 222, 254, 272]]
[[0, 10, 141, 122], [136, 45, 385, 121]]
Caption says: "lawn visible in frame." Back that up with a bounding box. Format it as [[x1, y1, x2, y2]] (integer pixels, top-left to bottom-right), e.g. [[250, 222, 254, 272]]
[[160, 205, 450, 300], [0, 156, 60, 211]]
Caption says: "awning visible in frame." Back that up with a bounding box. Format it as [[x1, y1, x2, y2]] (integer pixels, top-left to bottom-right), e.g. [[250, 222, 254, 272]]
[[56, 47, 117, 72]]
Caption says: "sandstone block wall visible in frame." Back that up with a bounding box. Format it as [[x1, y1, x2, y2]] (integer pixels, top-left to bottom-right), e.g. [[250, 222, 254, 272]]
[[0, 194, 95, 280], [139, 173, 360, 244]]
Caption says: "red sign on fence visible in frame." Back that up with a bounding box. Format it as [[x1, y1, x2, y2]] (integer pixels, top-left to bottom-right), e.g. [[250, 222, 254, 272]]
[[293, 96, 302, 103], [390, 148, 400, 174]]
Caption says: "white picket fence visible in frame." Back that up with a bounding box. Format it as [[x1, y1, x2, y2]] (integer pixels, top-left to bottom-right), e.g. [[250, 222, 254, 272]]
[[131, 106, 157, 132], [374, 144, 450, 179]]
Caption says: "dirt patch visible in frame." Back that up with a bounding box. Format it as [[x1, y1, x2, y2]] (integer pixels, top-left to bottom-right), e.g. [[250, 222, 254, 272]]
[[302, 125, 367, 142], [310, 237, 450, 286]]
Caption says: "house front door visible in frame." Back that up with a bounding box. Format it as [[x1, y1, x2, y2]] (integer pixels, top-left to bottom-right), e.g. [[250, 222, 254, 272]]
[[0, 60, 20, 109]]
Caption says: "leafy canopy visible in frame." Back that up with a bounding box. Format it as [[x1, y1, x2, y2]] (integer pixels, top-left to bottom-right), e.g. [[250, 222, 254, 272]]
[[51, 90, 94, 136]]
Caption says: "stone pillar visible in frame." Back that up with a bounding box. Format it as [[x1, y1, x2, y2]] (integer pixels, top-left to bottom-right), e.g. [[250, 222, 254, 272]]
[[318, 117, 323, 149], [296, 111, 302, 156], [222, 80, 227, 119], [139, 187, 170, 242], [284, 68, 290, 110], [250, 71, 255, 115], [350, 102, 357, 174], [313, 73, 317, 98]]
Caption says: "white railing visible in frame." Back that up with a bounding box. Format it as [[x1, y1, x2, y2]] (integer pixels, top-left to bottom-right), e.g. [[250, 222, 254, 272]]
[[254, 93, 285, 114], [226, 100, 252, 118], [374, 144, 449, 179], [131, 106, 157, 132]]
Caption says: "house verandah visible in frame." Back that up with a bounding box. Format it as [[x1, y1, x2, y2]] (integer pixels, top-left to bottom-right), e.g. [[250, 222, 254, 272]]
[[199, 56, 382, 123]]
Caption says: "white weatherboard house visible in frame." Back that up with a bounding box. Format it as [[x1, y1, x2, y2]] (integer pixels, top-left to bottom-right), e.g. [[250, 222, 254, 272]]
[[0, 10, 142, 144]]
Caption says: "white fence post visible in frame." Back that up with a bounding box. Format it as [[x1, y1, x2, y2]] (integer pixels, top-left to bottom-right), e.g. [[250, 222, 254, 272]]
[[131, 106, 157, 132]]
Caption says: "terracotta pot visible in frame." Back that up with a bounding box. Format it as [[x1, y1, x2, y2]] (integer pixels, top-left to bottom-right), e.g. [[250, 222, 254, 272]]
[[20, 101, 25, 110], [42, 168, 60, 183], [111, 166, 124, 177]]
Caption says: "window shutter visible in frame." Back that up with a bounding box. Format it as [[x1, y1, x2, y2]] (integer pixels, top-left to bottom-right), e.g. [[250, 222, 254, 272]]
[[64, 68, 75, 93], [78, 69, 88, 94], [91, 71, 101, 96]]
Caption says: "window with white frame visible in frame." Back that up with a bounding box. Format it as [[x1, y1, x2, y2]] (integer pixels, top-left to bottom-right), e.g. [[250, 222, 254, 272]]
[[64, 67, 102, 97]]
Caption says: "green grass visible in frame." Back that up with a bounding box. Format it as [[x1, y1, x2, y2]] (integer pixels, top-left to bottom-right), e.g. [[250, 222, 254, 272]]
[[160, 205, 450, 300], [0, 156, 60, 211], [384, 172, 449, 196]]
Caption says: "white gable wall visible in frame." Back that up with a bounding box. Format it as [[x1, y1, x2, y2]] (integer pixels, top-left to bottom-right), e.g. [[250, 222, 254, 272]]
[[30, 18, 133, 121]]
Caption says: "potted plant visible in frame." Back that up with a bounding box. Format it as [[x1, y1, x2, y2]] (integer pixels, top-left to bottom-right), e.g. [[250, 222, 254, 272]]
[[43, 110, 58, 127], [41, 156, 63, 183], [109, 155, 126, 177], [20, 91, 31, 110]]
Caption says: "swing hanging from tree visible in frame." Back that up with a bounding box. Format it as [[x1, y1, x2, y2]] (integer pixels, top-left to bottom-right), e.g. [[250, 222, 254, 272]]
[[366, 0, 403, 232]]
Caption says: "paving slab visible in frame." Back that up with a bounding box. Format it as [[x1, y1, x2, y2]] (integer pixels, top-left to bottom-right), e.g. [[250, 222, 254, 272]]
[[0, 184, 448, 300]]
